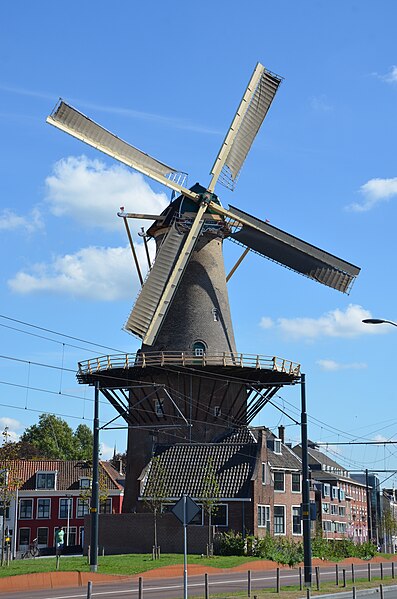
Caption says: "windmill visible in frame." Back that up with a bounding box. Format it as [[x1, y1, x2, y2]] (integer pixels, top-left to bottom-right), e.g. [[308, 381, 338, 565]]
[[47, 63, 360, 510]]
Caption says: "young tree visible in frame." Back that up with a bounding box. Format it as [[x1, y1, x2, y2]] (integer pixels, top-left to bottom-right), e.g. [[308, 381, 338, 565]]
[[143, 456, 169, 559], [0, 429, 22, 565], [382, 505, 397, 553], [201, 458, 220, 556]]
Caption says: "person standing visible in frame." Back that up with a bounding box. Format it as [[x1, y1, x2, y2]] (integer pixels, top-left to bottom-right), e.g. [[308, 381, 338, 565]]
[[55, 527, 65, 554]]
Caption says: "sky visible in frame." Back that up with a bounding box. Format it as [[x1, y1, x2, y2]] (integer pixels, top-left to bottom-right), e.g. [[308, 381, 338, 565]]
[[1, 1, 397, 484]]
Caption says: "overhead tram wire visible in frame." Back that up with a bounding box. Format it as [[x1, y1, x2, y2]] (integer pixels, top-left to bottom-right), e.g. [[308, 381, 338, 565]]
[[0, 313, 128, 353]]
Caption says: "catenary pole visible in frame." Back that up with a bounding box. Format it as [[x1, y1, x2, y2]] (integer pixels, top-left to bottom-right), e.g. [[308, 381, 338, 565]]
[[90, 382, 100, 572], [301, 374, 312, 587]]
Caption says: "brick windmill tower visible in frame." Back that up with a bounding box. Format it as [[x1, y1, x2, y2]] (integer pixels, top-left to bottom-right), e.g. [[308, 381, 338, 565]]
[[47, 64, 360, 511]]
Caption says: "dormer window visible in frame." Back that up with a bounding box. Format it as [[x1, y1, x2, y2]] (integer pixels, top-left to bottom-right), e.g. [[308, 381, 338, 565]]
[[79, 478, 92, 490], [274, 439, 282, 454], [36, 472, 56, 490]]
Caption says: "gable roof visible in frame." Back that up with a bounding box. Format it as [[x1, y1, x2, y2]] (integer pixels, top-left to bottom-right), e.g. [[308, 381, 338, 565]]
[[1, 460, 124, 492], [141, 441, 259, 500]]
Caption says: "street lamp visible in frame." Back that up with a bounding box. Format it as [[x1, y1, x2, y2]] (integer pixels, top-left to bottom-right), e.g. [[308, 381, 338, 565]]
[[362, 319, 397, 327]]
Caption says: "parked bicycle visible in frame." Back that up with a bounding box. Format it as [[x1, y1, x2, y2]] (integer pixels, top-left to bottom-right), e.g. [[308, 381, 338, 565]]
[[22, 538, 40, 559]]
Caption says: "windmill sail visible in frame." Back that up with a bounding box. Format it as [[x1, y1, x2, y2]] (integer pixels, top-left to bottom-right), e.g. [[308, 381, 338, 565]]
[[209, 64, 282, 192], [227, 205, 360, 293], [125, 204, 207, 344], [46, 100, 194, 197], [124, 223, 186, 339]]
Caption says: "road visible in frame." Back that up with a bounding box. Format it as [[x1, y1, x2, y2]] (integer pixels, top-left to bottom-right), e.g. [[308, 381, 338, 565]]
[[2, 562, 397, 599]]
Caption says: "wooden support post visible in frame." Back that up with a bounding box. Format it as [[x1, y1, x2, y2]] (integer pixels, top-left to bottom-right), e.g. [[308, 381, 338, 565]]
[[342, 569, 346, 588], [306, 588, 311, 599], [205, 573, 209, 599], [368, 562, 371, 581], [380, 584, 384, 599], [299, 566, 302, 590], [248, 569, 251, 597], [315, 566, 320, 591], [392, 561, 395, 579], [56, 554, 60, 570], [353, 586, 356, 599], [86, 581, 92, 599], [276, 567, 280, 593], [380, 562, 384, 580], [351, 563, 355, 583], [336, 564, 339, 586], [138, 576, 143, 599]]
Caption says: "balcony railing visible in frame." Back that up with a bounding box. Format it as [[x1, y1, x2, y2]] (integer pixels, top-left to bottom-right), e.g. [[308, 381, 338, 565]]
[[77, 351, 300, 377]]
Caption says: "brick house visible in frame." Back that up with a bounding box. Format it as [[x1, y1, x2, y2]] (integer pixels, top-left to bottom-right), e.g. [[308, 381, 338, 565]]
[[94, 427, 308, 552], [1, 460, 124, 555], [293, 443, 368, 542]]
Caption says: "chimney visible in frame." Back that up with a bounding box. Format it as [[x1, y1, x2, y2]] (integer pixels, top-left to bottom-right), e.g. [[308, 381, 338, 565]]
[[278, 425, 285, 444], [119, 459, 123, 475]]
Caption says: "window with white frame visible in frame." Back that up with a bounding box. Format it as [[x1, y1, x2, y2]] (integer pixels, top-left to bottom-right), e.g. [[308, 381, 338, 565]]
[[322, 502, 330, 514], [79, 478, 91, 490], [212, 504, 228, 526], [274, 471, 285, 492], [19, 528, 30, 546], [59, 497, 73, 519], [292, 506, 302, 535], [100, 498, 112, 514], [262, 463, 266, 485], [0, 501, 10, 519], [332, 486, 338, 500], [339, 506, 345, 516], [323, 520, 332, 532], [19, 499, 33, 519], [258, 505, 271, 531], [291, 473, 301, 492], [37, 498, 51, 519], [330, 504, 338, 515], [274, 439, 282, 454], [77, 498, 90, 518], [323, 483, 330, 497], [37, 527, 49, 546], [274, 505, 285, 534], [36, 472, 56, 490]]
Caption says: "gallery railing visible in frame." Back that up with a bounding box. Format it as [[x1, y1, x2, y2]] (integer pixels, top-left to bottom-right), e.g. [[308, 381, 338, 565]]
[[77, 351, 300, 377]]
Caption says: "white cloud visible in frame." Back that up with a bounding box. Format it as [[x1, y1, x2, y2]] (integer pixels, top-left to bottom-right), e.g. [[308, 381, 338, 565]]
[[317, 359, 367, 371], [260, 304, 387, 340], [45, 155, 168, 232], [310, 95, 333, 112], [259, 317, 274, 329], [0, 417, 22, 443], [382, 66, 397, 83], [346, 177, 397, 212], [100, 442, 115, 459], [0, 207, 43, 232], [8, 244, 149, 300]]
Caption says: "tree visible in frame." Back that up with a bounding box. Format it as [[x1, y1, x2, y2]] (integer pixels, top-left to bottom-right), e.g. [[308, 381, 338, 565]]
[[73, 424, 93, 461], [143, 456, 169, 559], [382, 505, 397, 553], [201, 458, 220, 556], [0, 429, 22, 566], [20, 414, 93, 460]]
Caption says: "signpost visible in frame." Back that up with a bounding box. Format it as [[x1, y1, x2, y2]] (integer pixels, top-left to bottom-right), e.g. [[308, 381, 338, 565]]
[[172, 495, 201, 599]]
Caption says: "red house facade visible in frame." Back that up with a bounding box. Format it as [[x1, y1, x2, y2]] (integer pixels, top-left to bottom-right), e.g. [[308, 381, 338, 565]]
[[6, 460, 124, 554]]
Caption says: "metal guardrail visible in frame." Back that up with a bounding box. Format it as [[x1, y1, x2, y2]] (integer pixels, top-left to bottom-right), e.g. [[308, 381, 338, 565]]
[[77, 351, 300, 377]]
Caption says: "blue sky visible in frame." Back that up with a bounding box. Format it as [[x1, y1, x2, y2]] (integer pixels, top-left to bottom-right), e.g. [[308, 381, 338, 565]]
[[1, 1, 397, 481]]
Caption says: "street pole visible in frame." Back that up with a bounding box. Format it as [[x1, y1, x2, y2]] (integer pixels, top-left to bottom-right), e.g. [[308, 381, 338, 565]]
[[183, 495, 188, 599], [90, 381, 100, 572], [301, 373, 312, 587], [365, 469, 372, 542]]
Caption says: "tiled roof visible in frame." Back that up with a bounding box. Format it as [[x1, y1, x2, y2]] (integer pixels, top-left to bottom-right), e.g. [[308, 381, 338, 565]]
[[2, 460, 124, 491], [219, 429, 258, 444], [141, 441, 258, 499], [260, 429, 302, 471]]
